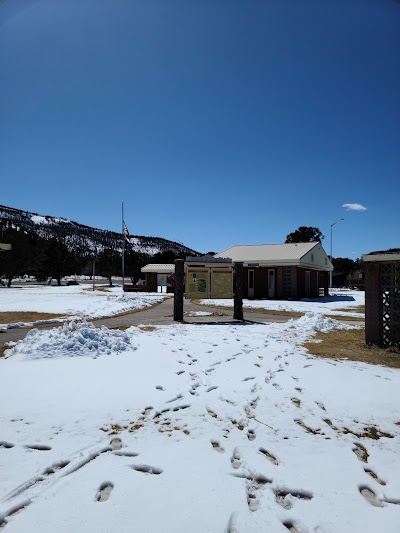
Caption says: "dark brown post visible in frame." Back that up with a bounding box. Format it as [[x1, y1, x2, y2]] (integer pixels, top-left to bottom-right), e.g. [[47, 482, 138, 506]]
[[233, 262, 244, 321], [174, 259, 184, 322], [364, 262, 380, 345]]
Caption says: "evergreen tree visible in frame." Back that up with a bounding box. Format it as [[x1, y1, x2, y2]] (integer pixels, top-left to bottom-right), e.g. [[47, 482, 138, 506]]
[[0, 227, 41, 286], [285, 226, 324, 243], [124, 249, 149, 284], [96, 247, 121, 286], [41, 238, 76, 286]]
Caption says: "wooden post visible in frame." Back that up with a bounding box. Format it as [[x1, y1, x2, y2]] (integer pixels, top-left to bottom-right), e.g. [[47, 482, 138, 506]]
[[365, 262, 381, 346], [174, 259, 184, 322], [233, 262, 244, 321]]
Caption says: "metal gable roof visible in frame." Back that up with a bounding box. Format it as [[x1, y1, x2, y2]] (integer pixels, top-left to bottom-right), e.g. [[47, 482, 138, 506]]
[[215, 242, 318, 263], [141, 264, 175, 274]]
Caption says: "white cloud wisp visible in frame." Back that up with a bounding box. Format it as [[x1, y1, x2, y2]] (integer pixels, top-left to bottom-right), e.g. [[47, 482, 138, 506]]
[[342, 203, 367, 211]]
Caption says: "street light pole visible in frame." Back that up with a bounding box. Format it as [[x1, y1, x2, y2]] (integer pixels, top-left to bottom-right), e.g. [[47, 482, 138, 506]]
[[330, 218, 344, 288]]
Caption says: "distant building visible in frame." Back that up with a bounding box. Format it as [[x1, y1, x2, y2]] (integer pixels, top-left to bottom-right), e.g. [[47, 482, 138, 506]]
[[140, 243, 333, 300], [140, 264, 175, 293], [184, 243, 332, 300], [214, 242, 332, 299]]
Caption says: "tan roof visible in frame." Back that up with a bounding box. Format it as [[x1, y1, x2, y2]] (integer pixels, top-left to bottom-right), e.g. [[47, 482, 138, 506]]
[[141, 264, 175, 274], [215, 243, 317, 262], [362, 253, 400, 262], [215, 242, 332, 270]]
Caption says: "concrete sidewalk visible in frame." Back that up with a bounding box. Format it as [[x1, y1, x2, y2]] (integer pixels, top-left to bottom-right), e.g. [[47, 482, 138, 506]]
[[0, 298, 290, 349]]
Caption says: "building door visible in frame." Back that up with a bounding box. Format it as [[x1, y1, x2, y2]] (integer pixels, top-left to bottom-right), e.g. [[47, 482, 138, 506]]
[[268, 269, 275, 298], [248, 270, 255, 298], [157, 274, 168, 293]]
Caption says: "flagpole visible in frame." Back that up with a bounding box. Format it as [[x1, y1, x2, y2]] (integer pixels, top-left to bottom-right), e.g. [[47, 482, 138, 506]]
[[122, 201, 125, 291]]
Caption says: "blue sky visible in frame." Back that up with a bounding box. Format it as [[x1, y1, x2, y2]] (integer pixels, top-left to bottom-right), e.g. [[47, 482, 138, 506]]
[[1, 0, 399, 258]]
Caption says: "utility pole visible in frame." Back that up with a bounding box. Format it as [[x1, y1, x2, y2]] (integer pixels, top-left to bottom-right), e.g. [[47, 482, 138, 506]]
[[330, 218, 344, 287], [122, 201, 125, 291]]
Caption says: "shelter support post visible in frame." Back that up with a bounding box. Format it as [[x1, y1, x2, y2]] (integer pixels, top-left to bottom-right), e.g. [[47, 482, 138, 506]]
[[174, 259, 184, 322], [233, 262, 244, 321]]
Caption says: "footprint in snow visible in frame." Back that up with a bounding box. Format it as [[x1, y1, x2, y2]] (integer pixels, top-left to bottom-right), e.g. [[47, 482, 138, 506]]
[[359, 486, 384, 507], [282, 520, 302, 533], [0, 441, 15, 449], [166, 394, 183, 403], [155, 385, 165, 391], [110, 438, 123, 451], [114, 451, 139, 457], [275, 488, 313, 510], [189, 383, 200, 396], [364, 468, 386, 486], [247, 492, 260, 512], [259, 448, 279, 465], [225, 513, 239, 533], [131, 464, 163, 475], [24, 444, 52, 451], [96, 482, 114, 502], [353, 443, 369, 463], [211, 440, 225, 454], [272, 383, 282, 390], [247, 429, 256, 441], [230, 448, 241, 469], [0, 501, 32, 528]]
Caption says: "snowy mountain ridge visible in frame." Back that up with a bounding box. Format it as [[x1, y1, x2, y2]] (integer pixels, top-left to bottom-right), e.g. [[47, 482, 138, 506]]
[[0, 205, 199, 258]]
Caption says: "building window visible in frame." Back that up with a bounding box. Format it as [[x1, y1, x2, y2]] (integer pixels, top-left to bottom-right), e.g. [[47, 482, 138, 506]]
[[248, 270, 254, 289]]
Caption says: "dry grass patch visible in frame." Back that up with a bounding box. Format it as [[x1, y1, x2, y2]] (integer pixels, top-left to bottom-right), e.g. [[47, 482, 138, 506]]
[[335, 305, 365, 314], [138, 326, 158, 332], [326, 314, 365, 322], [244, 307, 303, 318], [0, 311, 70, 325], [303, 328, 400, 368], [0, 345, 9, 358], [191, 300, 303, 318]]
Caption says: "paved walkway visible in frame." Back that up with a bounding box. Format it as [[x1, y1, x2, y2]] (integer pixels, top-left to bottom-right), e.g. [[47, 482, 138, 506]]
[[0, 299, 290, 349]]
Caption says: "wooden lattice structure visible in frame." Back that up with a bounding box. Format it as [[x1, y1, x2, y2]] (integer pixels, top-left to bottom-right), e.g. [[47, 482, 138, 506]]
[[363, 253, 400, 349]]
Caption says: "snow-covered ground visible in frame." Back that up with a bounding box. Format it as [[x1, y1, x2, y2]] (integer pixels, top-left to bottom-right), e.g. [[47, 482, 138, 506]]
[[1, 302, 399, 532], [200, 290, 365, 318], [0, 286, 170, 328]]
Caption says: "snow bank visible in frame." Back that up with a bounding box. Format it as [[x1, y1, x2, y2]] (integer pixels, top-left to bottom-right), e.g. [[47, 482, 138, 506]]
[[288, 311, 355, 333], [5, 321, 135, 360], [282, 311, 360, 343]]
